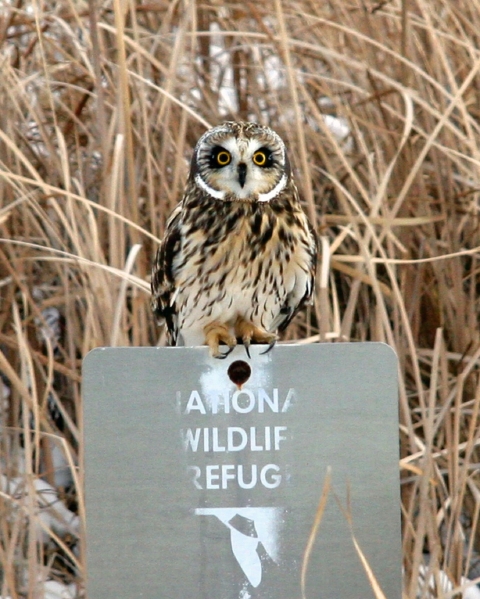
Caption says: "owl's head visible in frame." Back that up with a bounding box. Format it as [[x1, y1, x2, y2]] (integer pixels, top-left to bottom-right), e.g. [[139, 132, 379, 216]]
[[190, 121, 290, 202]]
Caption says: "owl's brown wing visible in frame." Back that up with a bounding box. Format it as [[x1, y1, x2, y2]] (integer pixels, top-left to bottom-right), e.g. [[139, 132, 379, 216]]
[[151, 206, 183, 344], [273, 223, 318, 333]]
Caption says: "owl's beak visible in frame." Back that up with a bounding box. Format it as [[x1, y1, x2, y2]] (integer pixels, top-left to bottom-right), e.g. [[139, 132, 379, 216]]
[[237, 163, 247, 188]]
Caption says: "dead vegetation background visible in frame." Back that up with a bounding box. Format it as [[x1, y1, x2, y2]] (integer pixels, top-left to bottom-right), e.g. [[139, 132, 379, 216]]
[[0, 0, 480, 597]]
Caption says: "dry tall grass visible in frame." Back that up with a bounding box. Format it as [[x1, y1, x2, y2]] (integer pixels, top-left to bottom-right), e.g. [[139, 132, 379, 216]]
[[1, 0, 480, 597]]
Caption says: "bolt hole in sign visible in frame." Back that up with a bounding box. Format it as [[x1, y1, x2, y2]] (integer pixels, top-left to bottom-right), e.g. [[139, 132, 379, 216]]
[[83, 343, 401, 599]]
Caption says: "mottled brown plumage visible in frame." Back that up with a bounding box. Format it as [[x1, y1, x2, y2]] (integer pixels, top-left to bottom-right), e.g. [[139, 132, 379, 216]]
[[151, 121, 317, 358]]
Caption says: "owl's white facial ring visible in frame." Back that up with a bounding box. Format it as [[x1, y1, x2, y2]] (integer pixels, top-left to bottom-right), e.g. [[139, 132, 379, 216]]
[[194, 171, 287, 202], [257, 173, 287, 202], [195, 173, 225, 200]]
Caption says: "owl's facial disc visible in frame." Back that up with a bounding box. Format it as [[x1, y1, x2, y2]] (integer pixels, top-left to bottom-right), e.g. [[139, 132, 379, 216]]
[[193, 123, 289, 202]]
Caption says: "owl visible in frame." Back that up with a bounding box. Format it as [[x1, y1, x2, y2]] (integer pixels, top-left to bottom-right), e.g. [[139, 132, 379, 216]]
[[151, 121, 317, 358]]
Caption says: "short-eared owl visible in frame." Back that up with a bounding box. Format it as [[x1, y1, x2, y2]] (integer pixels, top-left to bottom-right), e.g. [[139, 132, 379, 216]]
[[151, 121, 317, 358]]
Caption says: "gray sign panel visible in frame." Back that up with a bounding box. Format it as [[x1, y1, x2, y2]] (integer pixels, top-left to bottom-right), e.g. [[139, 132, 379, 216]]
[[83, 343, 401, 599]]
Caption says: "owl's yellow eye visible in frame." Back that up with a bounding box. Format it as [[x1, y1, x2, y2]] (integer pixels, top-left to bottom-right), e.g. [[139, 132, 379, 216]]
[[253, 151, 267, 166], [216, 150, 231, 166], [209, 146, 232, 169]]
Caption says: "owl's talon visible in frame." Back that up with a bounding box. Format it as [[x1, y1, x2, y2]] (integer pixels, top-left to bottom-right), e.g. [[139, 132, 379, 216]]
[[219, 345, 235, 359], [204, 322, 237, 359], [260, 339, 277, 355], [235, 317, 277, 357]]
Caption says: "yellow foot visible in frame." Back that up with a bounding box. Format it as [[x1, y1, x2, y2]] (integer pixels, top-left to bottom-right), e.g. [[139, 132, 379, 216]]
[[234, 317, 278, 358], [204, 322, 237, 359]]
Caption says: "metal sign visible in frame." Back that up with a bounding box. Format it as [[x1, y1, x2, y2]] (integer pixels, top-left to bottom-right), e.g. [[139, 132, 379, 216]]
[[83, 343, 401, 599]]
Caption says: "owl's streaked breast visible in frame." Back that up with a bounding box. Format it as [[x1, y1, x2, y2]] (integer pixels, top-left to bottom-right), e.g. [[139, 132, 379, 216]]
[[170, 188, 314, 346]]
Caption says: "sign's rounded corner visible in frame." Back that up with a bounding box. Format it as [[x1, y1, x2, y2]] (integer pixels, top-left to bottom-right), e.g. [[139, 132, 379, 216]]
[[82, 346, 107, 370], [373, 341, 399, 365]]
